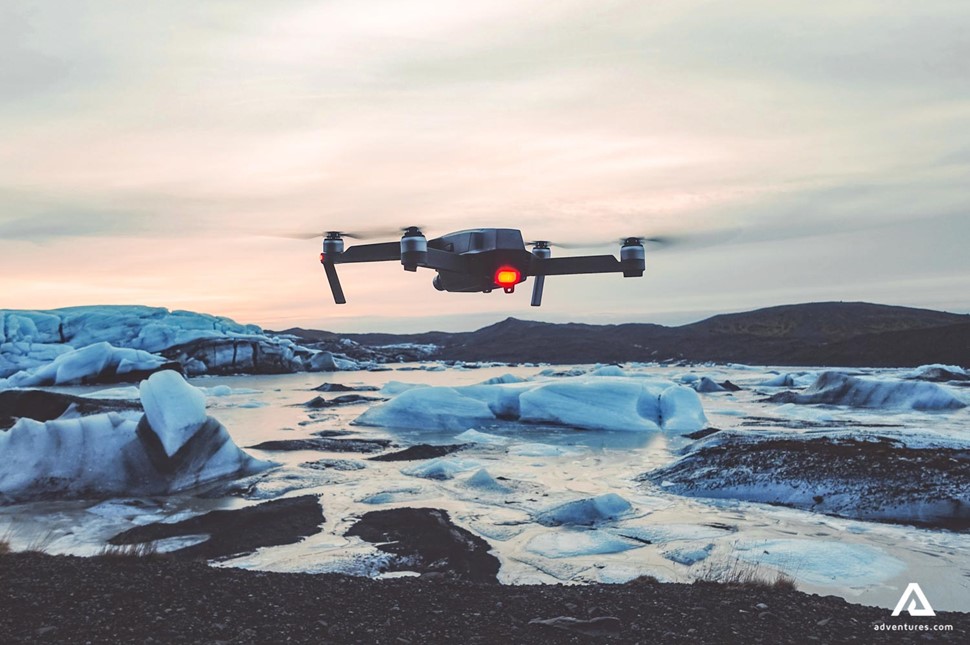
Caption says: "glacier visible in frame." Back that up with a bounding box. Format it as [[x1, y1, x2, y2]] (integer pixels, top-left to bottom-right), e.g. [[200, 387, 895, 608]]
[[0, 306, 357, 387], [0, 371, 275, 503]]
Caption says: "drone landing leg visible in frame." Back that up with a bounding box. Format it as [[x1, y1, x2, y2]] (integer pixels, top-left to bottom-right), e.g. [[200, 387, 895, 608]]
[[530, 275, 545, 307], [323, 263, 346, 304]]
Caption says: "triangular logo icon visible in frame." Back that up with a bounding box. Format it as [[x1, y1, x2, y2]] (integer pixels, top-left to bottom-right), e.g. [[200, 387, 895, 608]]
[[891, 583, 936, 617]]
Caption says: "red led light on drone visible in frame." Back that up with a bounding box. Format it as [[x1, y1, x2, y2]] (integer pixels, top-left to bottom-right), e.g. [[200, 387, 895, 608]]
[[494, 266, 521, 287], [320, 253, 327, 264]]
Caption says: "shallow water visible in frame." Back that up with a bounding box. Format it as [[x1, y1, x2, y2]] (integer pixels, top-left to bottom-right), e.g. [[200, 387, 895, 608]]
[[3, 363, 969, 612]]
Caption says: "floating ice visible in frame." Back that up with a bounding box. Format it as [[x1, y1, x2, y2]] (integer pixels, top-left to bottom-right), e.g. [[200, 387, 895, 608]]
[[662, 543, 713, 565], [507, 443, 584, 457], [454, 429, 509, 445], [355, 375, 707, 433], [140, 371, 208, 458], [1, 342, 168, 387], [525, 529, 642, 559], [357, 387, 495, 431], [770, 371, 966, 410], [0, 371, 274, 503], [477, 373, 525, 385], [693, 377, 727, 393], [903, 364, 969, 382], [462, 468, 510, 492], [400, 457, 482, 480], [536, 493, 633, 526], [734, 539, 905, 586], [85, 386, 142, 400], [379, 381, 430, 396]]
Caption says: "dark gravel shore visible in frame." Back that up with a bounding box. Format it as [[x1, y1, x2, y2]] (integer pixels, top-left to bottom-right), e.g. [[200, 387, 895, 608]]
[[2, 553, 967, 644]]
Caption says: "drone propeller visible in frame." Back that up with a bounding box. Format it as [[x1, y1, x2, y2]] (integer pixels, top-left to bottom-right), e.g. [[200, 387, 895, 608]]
[[533, 227, 740, 251], [272, 225, 428, 241]]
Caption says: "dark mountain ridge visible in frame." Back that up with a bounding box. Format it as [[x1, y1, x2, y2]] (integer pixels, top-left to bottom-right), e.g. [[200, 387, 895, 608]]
[[278, 302, 970, 367]]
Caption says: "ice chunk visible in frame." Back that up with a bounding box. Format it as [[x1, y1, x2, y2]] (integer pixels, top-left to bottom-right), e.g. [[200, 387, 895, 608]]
[[536, 493, 633, 526], [355, 387, 494, 431], [139, 371, 208, 457], [903, 364, 969, 382], [663, 543, 713, 565], [693, 377, 727, 393], [507, 443, 584, 457], [400, 457, 482, 480], [3, 342, 167, 387], [588, 365, 625, 377], [379, 381, 430, 396], [477, 373, 525, 385], [520, 379, 659, 431], [525, 529, 642, 559], [355, 375, 707, 433], [463, 468, 510, 492], [659, 385, 708, 432], [0, 411, 273, 503], [734, 539, 905, 586], [454, 429, 509, 445], [770, 371, 966, 410], [85, 386, 141, 399]]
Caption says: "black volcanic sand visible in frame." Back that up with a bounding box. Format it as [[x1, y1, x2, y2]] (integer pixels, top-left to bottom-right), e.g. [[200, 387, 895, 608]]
[[0, 389, 141, 430], [368, 443, 469, 462], [2, 553, 968, 644], [346, 508, 499, 582], [108, 495, 324, 559]]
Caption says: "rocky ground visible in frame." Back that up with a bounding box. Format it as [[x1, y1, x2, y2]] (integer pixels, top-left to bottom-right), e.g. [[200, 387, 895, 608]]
[[644, 432, 970, 530], [2, 552, 968, 644]]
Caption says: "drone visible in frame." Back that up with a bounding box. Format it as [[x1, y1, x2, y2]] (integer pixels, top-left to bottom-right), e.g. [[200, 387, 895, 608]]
[[317, 227, 648, 307]]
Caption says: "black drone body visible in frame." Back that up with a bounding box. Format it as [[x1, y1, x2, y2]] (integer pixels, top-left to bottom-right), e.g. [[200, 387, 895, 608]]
[[320, 227, 645, 307]]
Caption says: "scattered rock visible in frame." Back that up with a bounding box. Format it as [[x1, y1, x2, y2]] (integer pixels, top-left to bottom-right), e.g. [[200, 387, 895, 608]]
[[0, 389, 140, 430], [369, 444, 468, 462], [109, 495, 324, 559], [303, 394, 381, 408], [683, 427, 721, 440], [300, 458, 366, 471], [345, 507, 500, 582], [313, 383, 379, 392]]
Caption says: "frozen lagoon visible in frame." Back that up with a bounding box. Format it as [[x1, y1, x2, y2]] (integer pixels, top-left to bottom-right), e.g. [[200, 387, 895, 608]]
[[2, 362, 968, 612]]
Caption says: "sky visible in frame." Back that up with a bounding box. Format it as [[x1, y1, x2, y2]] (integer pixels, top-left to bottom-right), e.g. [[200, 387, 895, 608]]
[[1, 0, 968, 333]]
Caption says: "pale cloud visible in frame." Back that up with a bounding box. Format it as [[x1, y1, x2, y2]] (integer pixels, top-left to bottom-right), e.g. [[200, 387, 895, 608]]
[[1, 0, 968, 331]]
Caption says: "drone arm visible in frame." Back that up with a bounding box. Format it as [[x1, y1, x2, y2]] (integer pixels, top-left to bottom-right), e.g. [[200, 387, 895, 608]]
[[335, 242, 401, 263], [530, 255, 623, 276]]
